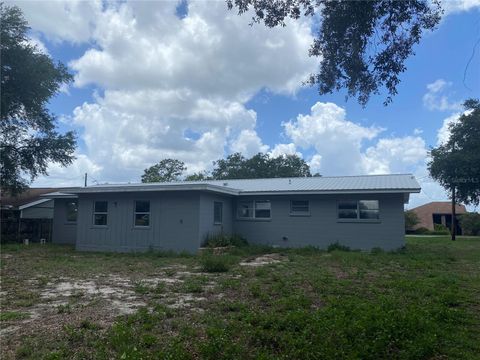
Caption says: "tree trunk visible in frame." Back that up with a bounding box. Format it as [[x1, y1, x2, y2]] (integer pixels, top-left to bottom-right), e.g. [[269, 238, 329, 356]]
[[451, 187, 456, 241]]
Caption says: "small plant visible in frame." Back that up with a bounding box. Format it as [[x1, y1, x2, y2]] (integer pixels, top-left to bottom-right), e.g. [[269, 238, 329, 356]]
[[200, 254, 232, 272], [57, 303, 72, 314], [134, 281, 150, 295], [0, 311, 30, 321], [182, 278, 204, 293], [203, 233, 248, 248], [327, 242, 351, 252]]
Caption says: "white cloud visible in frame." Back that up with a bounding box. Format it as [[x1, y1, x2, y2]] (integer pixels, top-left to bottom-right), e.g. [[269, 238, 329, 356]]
[[32, 154, 102, 188], [8, 0, 102, 43], [283, 102, 427, 176], [230, 129, 269, 158], [25, 1, 316, 183], [269, 143, 300, 158], [436, 112, 461, 145], [422, 79, 462, 111], [441, 0, 480, 15]]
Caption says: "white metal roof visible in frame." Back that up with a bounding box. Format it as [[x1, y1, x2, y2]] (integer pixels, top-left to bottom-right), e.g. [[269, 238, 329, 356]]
[[66, 174, 420, 195], [18, 198, 53, 210]]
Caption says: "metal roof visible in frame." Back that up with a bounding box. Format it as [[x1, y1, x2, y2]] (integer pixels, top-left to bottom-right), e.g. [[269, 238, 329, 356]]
[[65, 174, 420, 195]]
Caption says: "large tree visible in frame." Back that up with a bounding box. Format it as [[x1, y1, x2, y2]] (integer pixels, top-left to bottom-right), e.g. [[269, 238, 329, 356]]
[[0, 4, 76, 194], [429, 99, 480, 239], [227, 0, 442, 106], [211, 152, 312, 179], [141, 159, 187, 183]]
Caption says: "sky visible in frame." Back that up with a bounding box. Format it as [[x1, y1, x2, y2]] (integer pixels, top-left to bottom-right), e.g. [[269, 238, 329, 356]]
[[9, 0, 480, 210]]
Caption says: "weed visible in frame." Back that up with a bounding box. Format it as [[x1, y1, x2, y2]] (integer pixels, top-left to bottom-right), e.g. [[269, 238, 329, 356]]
[[327, 242, 351, 252], [200, 254, 234, 273], [0, 310, 30, 321]]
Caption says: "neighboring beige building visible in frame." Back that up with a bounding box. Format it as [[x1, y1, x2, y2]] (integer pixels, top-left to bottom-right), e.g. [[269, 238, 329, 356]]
[[410, 201, 467, 233]]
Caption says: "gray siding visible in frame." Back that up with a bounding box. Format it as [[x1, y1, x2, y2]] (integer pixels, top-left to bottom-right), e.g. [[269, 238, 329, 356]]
[[20, 200, 54, 219], [76, 192, 201, 253], [233, 193, 405, 251], [198, 193, 233, 245], [52, 199, 77, 245]]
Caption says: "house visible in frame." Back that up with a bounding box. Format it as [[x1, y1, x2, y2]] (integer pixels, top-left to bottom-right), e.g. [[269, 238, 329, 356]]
[[1, 188, 59, 242], [45, 174, 421, 252], [409, 201, 467, 234]]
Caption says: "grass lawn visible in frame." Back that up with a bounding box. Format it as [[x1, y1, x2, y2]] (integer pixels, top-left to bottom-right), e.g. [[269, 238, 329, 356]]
[[1, 236, 480, 359]]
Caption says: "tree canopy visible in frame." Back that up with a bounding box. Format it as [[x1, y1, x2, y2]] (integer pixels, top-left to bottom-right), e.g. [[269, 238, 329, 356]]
[[142, 153, 313, 182], [227, 0, 442, 106], [0, 4, 76, 194], [141, 159, 187, 183], [428, 99, 480, 206], [211, 152, 312, 179]]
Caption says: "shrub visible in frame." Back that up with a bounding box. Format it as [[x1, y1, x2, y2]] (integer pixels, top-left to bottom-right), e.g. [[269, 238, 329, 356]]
[[327, 242, 350, 252], [433, 223, 450, 235], [415, 227, 430, 234], [458, 213, 480, 236], [405, 210, 420, 231], [203, 233, 248, 248], [200, 254, 232, 272]]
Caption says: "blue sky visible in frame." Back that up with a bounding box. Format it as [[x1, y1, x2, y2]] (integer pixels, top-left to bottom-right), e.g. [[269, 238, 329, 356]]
[[11, 0, 480, 209]]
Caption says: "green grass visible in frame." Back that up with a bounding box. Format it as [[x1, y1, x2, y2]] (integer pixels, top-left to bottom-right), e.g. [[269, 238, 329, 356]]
[[1, 236, 480, 359], [0, 311, 30, 321]]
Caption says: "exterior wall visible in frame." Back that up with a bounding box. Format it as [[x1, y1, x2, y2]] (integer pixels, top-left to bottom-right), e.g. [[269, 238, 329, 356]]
[[233, 193, 405, 251], [20, 200, 54, 219], [76, 191, 201, 253], [198, 193, 234, 245], [411, 202, 466, 230], [52, 199, 77, 245]]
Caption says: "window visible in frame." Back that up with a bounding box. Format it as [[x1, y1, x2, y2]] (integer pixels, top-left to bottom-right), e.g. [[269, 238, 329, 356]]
[[134, 200, 150, 227], [290, 200, 309, 215], [237, 200, 271, 219], [93, 201, 108, 226], [358, 200, 380, 219], [214, 202, 223, 224], [66, 200, 78, 222], [338, 200, 379, 220]]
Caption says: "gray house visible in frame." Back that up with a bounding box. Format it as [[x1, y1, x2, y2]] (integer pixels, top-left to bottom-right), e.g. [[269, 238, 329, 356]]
[[46, 174, 420, 252]]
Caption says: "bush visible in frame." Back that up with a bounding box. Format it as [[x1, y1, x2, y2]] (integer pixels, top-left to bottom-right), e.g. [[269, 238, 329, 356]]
[[459, 213, 480, 236], [200, 254, 233, 273], [414, 227, 431, 235], [327, 242, 350, 252], [429, 223, 450, 235], [203, 233, 248, 248]]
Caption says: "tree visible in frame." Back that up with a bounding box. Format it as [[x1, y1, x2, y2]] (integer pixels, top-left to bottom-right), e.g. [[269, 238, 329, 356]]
[[227, 0, 442, 106], [404, 210, 420, 232], [0, 4, 76, 194], [211, 152, 312, 179], [429, 99, 480, 239], [141, 159, 187, 183], [458, 213, 480, 236], [185, 171, 211, 181]]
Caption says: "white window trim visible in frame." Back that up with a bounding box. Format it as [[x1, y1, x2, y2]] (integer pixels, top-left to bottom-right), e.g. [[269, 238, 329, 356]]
[[213, 201, 223, 225], [237, 200, 271, 221], [93, 200, 108, 227], [134, 200, 151, 228], [289, 200, 310, 216], [337, 200, 380, 222]]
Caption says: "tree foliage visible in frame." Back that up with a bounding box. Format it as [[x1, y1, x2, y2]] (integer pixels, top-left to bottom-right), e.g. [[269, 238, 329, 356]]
[[428, 99, 480, 206], [404, 210, 420, 231], [142, 153, 313, 182], [0, 4, 76, 194], [141, 159, 187, 183], [211, 152, 312, 179], [458, 213, 480, 236], [227, 0, 442, 106]]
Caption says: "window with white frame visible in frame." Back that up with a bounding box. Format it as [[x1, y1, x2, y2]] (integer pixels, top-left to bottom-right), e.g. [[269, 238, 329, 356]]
[[237, 200, 271, 219], [290, 200, 309, 215], [214, 201, 223, 224], [338, 200, 379, 220], [66, 200, 78, 222], [134, 200, 150, 227], [93, 201, 108, 226]]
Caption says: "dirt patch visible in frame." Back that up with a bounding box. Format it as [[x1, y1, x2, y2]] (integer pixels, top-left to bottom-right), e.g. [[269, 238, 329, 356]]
[[240, 253, 286, 267]]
